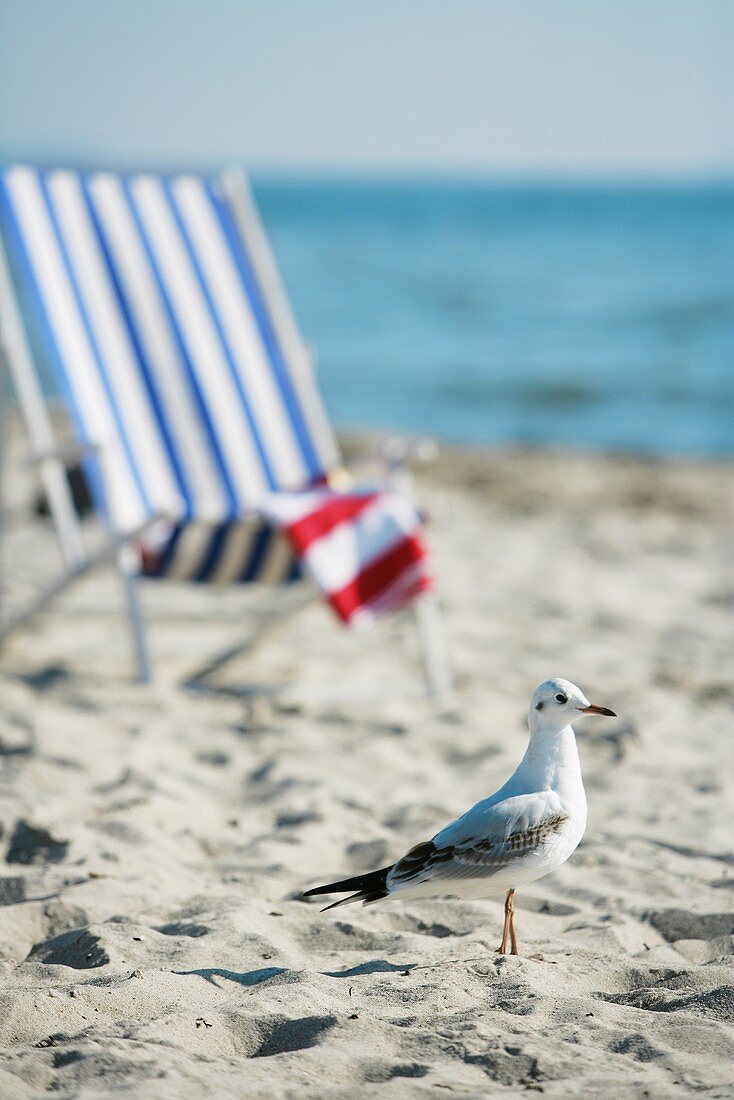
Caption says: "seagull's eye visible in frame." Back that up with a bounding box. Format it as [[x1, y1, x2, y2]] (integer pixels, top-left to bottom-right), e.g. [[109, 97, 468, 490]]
[[555, 693, 568, 704]]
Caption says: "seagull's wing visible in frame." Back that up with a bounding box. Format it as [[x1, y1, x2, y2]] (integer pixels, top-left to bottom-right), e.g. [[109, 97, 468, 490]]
[[386, 790, 568, 893]]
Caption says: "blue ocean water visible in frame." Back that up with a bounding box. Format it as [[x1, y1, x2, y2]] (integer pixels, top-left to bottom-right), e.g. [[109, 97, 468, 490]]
[[256, 181, 734, 456]]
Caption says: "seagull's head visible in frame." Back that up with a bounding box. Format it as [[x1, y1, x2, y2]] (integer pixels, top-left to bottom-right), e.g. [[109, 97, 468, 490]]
[[529, 678, 616, 734]]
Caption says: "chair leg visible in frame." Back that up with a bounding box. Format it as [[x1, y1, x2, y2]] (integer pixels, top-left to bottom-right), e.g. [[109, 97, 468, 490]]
[[413, 592, 452, 701], [382, 457, 451, 702], [116, 545, 151, 684]]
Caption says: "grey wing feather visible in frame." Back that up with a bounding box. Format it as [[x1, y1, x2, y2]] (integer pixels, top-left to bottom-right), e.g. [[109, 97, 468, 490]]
[[387, 791, 569, 890]]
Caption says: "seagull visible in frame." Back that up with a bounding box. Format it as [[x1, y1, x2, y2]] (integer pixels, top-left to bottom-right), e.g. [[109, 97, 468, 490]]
[[304, 679, 616, 955]]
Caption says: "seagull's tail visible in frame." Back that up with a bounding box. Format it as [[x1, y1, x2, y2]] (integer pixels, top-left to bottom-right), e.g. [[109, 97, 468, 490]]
[[303, 865, 394, 912]]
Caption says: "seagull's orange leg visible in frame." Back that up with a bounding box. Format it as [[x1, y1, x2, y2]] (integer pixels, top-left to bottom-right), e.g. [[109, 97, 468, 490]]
[[497, 888, 515, 954], [507, 889, 519, 955]]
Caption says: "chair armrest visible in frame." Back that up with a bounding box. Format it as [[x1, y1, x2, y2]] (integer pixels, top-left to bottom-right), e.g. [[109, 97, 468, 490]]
[[333, 436, 440, 485], [381, 435, 440, 471], [326, 436, 438, 517]]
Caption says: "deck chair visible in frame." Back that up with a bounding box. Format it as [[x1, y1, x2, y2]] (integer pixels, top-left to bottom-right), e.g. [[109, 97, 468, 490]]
[[0, 165, 450, 695]]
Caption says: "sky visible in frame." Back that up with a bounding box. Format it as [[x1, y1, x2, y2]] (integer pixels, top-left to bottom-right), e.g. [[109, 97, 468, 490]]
[[0, 0, 732, 177]]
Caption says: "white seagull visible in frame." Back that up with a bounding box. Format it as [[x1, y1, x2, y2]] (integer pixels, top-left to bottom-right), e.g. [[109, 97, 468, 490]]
[[304, 679, 616, 955]]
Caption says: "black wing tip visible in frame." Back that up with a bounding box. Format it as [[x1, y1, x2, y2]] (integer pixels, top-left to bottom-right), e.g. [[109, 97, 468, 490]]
[[318, 893, 358, 912], [318, 887, 389, 912], [302, 880, 350, 899], [302, 865, 394, 904], [302, 885, 325, 898]]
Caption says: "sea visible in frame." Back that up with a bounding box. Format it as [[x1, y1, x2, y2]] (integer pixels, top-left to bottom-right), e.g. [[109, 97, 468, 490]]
[[255, 180, 734, 456]]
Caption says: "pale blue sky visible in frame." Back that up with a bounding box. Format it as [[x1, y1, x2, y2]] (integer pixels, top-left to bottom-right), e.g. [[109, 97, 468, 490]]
[[1, 0, 732, 176]]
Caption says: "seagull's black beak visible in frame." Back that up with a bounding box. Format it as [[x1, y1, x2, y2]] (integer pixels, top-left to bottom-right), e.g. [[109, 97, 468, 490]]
[[580, 704, 616, 717]]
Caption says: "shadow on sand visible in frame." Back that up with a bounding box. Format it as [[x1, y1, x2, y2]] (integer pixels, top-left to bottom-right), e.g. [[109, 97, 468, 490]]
[[174, 966, 288, 986]]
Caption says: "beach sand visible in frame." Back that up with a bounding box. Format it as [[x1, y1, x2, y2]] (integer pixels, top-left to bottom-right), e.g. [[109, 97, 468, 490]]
[[0, 426, 732, 1097]]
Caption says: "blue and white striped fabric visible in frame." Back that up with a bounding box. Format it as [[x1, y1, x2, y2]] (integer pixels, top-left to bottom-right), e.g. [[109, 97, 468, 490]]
[[0, 166, 340, 582]]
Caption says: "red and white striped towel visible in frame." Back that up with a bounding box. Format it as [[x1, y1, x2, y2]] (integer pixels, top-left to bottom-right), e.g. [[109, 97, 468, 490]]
[[260, 487, 433, 626]]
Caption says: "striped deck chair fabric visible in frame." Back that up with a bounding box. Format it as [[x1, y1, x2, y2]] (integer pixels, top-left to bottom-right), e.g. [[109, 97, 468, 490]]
[[0, 166, 432, 622]]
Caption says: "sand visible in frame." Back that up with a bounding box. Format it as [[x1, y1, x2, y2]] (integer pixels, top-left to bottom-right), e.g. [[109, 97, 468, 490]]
[[0, 425, 732, 1098]]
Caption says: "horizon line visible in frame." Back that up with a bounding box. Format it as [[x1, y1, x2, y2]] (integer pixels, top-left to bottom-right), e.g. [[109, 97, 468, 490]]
[[1, 152, 733, 188]]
